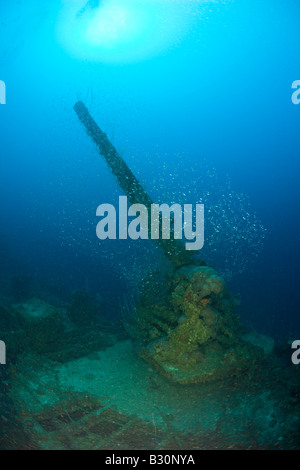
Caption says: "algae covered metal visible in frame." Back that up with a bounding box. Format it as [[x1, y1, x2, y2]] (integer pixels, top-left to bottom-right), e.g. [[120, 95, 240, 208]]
[[74, 101, 199, 269]]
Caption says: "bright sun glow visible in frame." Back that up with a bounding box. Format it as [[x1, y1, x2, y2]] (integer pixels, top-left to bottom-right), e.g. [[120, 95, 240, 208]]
[[57, 0, 199, 64], [85, 4, 143, 49]]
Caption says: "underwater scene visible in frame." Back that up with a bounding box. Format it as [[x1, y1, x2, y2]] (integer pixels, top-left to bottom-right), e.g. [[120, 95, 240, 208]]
[[0, 0, 300, 452]]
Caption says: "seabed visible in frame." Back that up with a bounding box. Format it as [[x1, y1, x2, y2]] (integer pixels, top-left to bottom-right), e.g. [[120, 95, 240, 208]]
[[0, 295, 299, 450]]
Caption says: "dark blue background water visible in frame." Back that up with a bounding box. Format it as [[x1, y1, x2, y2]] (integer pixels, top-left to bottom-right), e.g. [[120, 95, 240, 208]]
[[1, 0, 299, 339]]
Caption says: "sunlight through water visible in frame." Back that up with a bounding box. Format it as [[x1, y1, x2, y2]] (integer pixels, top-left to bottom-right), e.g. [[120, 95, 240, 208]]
[[57, 0, 204, 63]]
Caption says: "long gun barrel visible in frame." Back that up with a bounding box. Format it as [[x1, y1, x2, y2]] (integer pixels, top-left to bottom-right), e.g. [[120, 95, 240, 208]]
[[74, 101, 202, 268]]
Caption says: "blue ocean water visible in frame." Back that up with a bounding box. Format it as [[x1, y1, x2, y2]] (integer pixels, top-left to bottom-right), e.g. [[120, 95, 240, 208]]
[[1, 0, 300, 451]]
